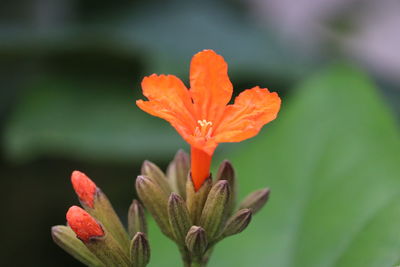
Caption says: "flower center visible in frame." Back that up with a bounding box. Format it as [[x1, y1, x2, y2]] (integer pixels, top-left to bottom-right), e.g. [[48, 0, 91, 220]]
[[194, 119, 213, 139]]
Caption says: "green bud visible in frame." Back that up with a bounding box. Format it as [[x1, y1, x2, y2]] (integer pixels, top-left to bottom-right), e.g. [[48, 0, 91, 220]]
[[167, 149, 190, 199], [85, 233, 131, 267], [221, 209, 252, 238], [186, 176, 212, 225], [216, 160, 236, 216], [239, 188, 270, 214], [130, 232, 151, 267], [168, 193, 192, 244], [51, 225, 104, 267], [141, 160, 172, 195], [199, 180, 230, 241], [88, 190, 130, 251], [128, 200, 148, 238], [135, 175, 174, 239], [185, 226, 207, 258]]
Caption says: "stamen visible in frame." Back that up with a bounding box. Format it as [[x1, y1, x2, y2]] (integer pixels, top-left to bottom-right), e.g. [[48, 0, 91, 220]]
[[195, 127, 201, 136], [195, 120, 213, 139], [205, 128, 213, 139]]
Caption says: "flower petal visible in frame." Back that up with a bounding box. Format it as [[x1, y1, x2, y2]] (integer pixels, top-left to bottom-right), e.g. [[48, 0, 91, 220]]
[[136, 74, 196, 139], [189, 50, 233, 123], [214, 86, 281, 143], [185, 135, 218, 156]]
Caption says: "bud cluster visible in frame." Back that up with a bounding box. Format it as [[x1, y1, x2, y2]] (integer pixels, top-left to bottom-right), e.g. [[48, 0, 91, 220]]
[[52, 171, 150, 267], [136, 150, 270, 266]]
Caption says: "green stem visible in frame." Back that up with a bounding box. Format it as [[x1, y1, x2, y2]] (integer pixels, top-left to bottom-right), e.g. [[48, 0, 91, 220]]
[[180, 246, 212, 267], [191, 261, 204, 267], [202, 247, 213, 266], [179, 246, 192, 267]]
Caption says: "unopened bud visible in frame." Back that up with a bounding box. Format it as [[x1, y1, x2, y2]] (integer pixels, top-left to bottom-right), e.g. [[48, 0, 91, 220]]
[[199, 180, 230, 241], [128, 200, 148, 238], [221, 209, 252, 238], [136, 175, 174, 239], [66, 206, 130, 267], [216, 160, 236, 216], [166, 149, 190, 199], [168, 193, 191, 244], [51, 225, 104, 267], [216, 160, 235, 185], [71, 171, 97, 208], [71, 171, 130, 250], [185, 226, 207, 257], [239, 188, 270, 214], [130, 232, 150, 267], [66, 206, 104, 242], [141, 160, 172, 194], [186, 176, 212, 225]]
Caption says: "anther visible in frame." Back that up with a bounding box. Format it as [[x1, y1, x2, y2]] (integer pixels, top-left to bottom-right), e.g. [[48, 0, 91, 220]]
[[195, 120, 213, 138]]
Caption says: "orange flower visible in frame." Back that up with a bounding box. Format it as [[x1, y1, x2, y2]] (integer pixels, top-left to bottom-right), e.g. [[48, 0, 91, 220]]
[[136, 50, 281, 191]]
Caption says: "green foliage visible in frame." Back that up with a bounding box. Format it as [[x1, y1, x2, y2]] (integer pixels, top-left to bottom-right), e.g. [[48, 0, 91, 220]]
[[2, 2, 314, 165], [119, 1, 310, 79], [0, 1, 310, 81], [3, 78, 185, 163], [146, 64, 400, 267]]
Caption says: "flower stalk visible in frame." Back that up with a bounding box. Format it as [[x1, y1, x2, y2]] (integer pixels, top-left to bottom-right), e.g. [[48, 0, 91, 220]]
[[136, 151, 272, 267], [133, 49, 280, 265]]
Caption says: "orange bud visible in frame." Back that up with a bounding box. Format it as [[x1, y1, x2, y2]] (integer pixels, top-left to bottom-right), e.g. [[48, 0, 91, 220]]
[[71, 171, 97, 208], [66, 206, 104, 242]]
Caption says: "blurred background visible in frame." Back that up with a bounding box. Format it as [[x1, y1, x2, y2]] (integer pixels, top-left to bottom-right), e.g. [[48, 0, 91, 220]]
[[0, 0, 399, 266]]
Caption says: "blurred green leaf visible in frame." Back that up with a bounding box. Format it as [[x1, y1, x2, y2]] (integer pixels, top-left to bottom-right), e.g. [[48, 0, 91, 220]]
[[0, 1, 313, 83], [3, 78, 185, 163], [116, 1, 311, 80], [146, 64, 400, 267]]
